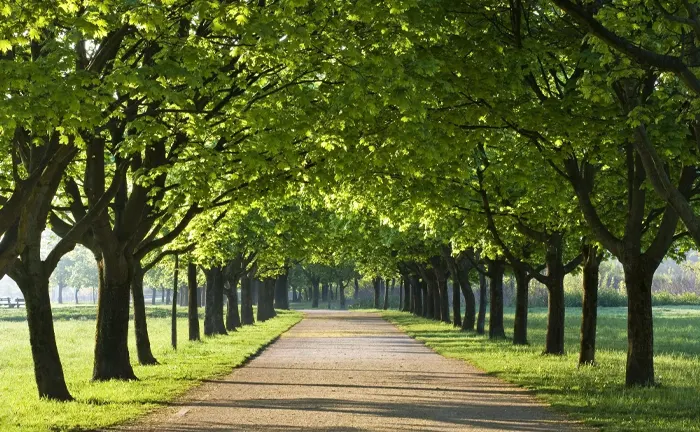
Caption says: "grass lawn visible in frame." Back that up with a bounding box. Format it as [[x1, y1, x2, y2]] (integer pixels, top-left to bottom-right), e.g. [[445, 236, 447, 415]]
[[0, 305, 302, 432], [383, 307, 700, 432]]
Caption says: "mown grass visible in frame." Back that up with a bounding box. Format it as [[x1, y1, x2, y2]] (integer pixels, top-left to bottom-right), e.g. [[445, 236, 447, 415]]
[[383, 307, 700, 432], [0, 305, 302, 432]]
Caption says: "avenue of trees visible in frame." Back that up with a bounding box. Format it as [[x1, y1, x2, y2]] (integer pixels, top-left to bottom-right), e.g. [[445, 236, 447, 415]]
[[2, 0, 700, 401]]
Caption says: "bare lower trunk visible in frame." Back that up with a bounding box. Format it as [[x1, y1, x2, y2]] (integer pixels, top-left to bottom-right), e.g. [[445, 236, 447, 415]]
[[512, 267, 529, 345], [131, 264, 158, 365], [240, 276, 255, 325], [488, 259, 505, 340], [579, 245, 600, 365], [257, 278, 276, 322], [383, 278, 390, 310], [311, 278, 320, 308], [274, 270, 289, 310], [93, 254, 137, 381], [476, 271, 487, 334], [16, 267, 73, 400], [403, 277, 411, 311], [188, 262, 200, 341], [373, 277, 381, 309], [623, 258, 655, 386], [339, 281, 346, 309], [204, 266, 227, 336], [452, 278, 461, 327], [421, 279, 428, 318]]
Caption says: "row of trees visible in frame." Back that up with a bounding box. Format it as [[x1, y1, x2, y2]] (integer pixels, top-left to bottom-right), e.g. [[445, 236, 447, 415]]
[[3, 0, 700, 402]]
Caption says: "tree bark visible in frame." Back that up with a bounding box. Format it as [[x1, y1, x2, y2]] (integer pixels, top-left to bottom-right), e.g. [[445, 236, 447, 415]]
[[204, 266, 227, 336], [420, 278, 429, 318], [93, 252, 138, 381], [543, 234, 566, 355], [383, 278, 390, 310], [403, 277, 411, 311], [240, 276, 255, 325], [322, 282, 329, 302], [477, 270, 487, 334], [188, 262, 200, 341], [579, 244, 601, 365], [512, 266, 530, 346], [311, 277, 320, 308], [488, 259, 506, 339], [274, 269, 289, 310], [339, 281, 346, 309], [151, 288, 156, 305], [373, 277, 381, 308], [257, 278, 276, 322], [58, 284, 63, 304], [353, 278, 359, 299], [131, 263, 158, 365], [623, 258, 656, 386], [171, 254, 178, 349], [13, 258, 73, 400], [456, 256, 476, 331], [452, 277, 462, 327]]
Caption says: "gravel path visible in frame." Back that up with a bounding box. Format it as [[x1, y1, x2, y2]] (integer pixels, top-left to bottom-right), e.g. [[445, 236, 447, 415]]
[[117, 310, 587, 431]]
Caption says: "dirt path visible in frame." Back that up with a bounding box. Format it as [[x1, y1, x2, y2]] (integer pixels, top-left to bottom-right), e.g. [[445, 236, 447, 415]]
[[117, 310, 587, 431]]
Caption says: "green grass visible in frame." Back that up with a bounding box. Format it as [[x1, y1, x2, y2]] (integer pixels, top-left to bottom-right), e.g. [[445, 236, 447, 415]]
[[383, 307, 700, 432], [0, 305, 302, 432]]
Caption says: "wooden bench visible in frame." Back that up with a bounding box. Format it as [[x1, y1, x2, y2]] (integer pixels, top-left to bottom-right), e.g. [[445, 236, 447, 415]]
[[0, 297, 24, 308], [0, 297, 13, 308]]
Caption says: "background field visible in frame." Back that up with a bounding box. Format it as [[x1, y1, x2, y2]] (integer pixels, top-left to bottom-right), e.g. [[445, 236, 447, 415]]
[[384, 307, 700, 432], [0, 306, 301, 432]]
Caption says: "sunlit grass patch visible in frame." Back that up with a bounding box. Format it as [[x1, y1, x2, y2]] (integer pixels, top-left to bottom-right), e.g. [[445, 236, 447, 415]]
[[383, 307, 700, 432], [0, 306, 302, 432]]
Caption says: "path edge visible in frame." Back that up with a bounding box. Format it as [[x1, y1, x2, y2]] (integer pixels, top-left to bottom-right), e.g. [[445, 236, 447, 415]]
[[378, 310, 597, 432], [100, 311, 305, 432]]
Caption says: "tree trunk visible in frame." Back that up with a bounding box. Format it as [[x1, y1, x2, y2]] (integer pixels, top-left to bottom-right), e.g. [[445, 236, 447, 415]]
[[162, 287, 165, 304], [74, 289, 79, 304], [204, 266, 227, 336], [339, 281, 346, 309], [171, 254, 178, 349], [383, 278, 390, 310], [488, 259, 506, 340], [579, 245, 600, 365], [373, 277, 381, 308], [322, 282, 329, 302], [58, 283, 63, 304], [452, 278, 462, 327], [165, 288, 171, 305], [543, 234, 566, 355], [421, 279, 429, 318], [455, 259, 476, 331], [353, 278, 359, 299], [188, 262, 200, 341], [93, 253, 137, 381], [311, 278, 320, 308], [512, 267, 529, 346], [398, 279, 404, 311], [274, 269, 289, 310], [403, 277, 411, 312], [252, 279, 259, 305], [258, 278, 276, 322], [240, 276, 255, 325], [623, 258, 656, 386], [477, 270, 487, 334], [17, 268, 73, 400], [131, 263, 158, 365], [224, 271, 241, 332], [151, 288, 156, 305]]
